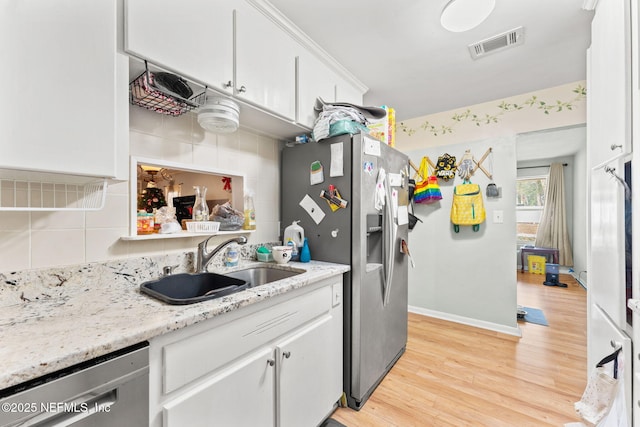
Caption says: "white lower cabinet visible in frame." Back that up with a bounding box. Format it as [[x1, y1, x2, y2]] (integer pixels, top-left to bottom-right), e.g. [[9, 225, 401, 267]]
[[164, 346, 275, 426], [277, 316, 341, 427], [149, 277, 343, 427]]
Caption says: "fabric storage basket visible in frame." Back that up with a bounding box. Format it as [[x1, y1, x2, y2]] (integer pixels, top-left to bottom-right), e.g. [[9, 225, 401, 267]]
[[186, 221, 220, 233], [528, 255, 546, 275]]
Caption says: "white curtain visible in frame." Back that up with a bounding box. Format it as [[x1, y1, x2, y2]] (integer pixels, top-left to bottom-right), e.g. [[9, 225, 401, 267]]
[[535, 163, 574, 266]]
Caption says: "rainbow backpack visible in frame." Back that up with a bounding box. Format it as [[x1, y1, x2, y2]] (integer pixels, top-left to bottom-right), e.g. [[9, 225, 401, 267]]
[[413, 157, 442, 204]]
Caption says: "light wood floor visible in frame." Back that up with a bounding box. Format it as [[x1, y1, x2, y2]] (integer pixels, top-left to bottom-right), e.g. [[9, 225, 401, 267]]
[[331, 271, 587, 427]]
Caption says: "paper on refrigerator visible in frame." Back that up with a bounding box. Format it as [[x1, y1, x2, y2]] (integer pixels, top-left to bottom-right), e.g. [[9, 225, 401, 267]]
[[330, 143, 344, 177], [299, 194, 326, 224]]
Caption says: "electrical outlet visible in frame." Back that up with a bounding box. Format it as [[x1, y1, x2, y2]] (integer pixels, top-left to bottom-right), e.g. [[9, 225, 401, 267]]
[[493, 210, 504, 224]]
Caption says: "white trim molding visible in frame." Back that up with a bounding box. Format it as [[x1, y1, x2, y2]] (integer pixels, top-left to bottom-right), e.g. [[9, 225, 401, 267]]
[[408, 305, 523, 337]]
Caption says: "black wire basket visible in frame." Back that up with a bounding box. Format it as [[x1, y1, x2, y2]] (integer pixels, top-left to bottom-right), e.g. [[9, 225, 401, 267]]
[[129, 69, 199, 117]]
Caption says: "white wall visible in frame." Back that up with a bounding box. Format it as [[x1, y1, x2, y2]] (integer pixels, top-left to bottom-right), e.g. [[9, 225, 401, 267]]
[[396, 81, 587, 152], [406, 136, 519, 334], [394, 84, 586, 333], [0, 107, 281, 272]]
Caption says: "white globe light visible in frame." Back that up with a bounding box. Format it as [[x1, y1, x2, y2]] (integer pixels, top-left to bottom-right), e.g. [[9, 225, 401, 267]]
[[441, 0, 496, 33]]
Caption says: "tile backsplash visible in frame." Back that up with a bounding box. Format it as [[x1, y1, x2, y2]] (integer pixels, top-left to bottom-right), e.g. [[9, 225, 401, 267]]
[[0, 106, 282, 272]]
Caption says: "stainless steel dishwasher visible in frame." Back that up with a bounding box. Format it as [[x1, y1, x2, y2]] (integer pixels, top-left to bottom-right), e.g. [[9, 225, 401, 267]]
[[0, 342, 149, 427]]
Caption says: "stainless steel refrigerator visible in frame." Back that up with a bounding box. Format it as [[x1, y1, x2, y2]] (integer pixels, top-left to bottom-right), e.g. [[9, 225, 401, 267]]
[[281, 132, 409, 410]]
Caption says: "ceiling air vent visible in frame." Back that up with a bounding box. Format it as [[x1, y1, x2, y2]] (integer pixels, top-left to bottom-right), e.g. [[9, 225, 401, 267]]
[[468, 26, 524, 59]]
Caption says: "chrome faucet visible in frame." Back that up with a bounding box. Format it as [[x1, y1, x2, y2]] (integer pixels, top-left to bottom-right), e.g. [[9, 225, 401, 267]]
[[196, 236, 247, 273]]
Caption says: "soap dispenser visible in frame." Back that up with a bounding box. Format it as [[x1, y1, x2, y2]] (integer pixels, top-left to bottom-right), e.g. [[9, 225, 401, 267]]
[[299, 238, 311, 263]]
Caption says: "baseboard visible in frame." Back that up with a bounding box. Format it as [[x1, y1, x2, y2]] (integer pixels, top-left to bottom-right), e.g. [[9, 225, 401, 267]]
[[408, 306, 522, 337], [571, 271, 587, 289]]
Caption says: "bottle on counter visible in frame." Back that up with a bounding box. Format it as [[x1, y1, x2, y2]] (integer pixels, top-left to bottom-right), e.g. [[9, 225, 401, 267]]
[[300, 237, 311, 263], [283, 220, 304, 261], [192, 186, 209, 221], [243, 193, 256, 230], [286, 238, 299, 261], [225, 243, 240, 267]]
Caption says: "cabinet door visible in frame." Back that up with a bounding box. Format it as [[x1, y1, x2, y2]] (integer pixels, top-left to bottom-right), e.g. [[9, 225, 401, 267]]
[[277, 315, 342, 427], [589, 162, 627, 329], [163, 347, 275, 427], [0, 0, 121, 178], [125, 0, 234, 93], [588, 0, 632, 167], [297, 51, 337, 128], [587, 304, 632, 427], [234, 2, 297, 120], [335, 75, 364, 106]]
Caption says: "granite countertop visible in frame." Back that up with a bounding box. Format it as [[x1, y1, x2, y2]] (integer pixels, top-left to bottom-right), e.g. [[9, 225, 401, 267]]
[[0, 254, 349, 391]]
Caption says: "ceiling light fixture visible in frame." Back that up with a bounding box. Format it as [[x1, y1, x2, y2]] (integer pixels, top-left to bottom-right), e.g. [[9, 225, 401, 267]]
[[440, 0, 496, 33], [197, 97, 240, 134]]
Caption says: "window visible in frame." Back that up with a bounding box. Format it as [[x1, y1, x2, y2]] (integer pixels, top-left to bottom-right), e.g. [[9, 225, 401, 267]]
[[516, 176, 547, 244], [516, 177, 546, 207]]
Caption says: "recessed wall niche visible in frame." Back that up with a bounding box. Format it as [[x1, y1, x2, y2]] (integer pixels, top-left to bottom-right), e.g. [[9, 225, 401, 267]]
[[125, 157, 246, 239]]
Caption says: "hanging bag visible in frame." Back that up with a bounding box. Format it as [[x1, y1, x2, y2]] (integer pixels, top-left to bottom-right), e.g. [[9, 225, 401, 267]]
[[413, 157, 443, 204], [434, 153, 457, 181], [450, 180, 486, 232], [575, 347, 625, 426]]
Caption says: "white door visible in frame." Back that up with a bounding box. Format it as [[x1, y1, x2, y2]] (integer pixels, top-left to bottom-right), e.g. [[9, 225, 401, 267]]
[[125, 0, 235, 94], [590, 162, 627, 329], [588, 0, 632, 167], [277, 316, 342, 427], [588, 304, 632, 426], [163, 347, 275, 427]]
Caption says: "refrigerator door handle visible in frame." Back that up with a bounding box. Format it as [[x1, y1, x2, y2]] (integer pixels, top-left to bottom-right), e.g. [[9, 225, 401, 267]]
[[628, 298, 640, 312], [383, 175, 396, 306]]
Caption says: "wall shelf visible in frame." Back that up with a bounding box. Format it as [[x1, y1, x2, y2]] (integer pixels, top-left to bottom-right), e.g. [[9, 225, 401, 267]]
[[128, 156, 247, 239], [0, 169, 107, 211], [121, 229, 255, 241]]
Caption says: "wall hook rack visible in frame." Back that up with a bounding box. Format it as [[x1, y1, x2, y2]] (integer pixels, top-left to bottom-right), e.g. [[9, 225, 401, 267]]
[[455, 148, 493, 180], [409, 158, 435, 180]]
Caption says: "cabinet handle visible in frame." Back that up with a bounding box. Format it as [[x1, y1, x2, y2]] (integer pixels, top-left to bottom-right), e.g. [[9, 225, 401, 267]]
[[238, 85, 247, 93], [224, 80, 233, 89], [267, 359, 275, 366], [282, 351, 291, 359], [611, 144, 623, 151]]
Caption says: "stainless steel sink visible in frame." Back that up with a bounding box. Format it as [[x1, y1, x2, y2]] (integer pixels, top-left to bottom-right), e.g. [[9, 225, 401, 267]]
[[224, 266, 304, 288], [140, 273, 248, 305]]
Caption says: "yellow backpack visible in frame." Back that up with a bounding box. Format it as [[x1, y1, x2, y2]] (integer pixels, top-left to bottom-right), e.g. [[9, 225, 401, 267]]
[[450, 181, 486, 232]]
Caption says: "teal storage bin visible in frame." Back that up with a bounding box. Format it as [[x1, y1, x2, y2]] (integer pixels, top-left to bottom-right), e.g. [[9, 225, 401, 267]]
[[328, 120, 369, 138]]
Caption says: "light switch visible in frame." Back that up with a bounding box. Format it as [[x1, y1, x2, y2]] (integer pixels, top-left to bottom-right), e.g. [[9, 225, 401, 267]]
[[493, 210, 504, 224]]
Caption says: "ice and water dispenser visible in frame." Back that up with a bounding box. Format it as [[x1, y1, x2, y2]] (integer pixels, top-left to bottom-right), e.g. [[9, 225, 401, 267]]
[[366, 214, 383, 265]]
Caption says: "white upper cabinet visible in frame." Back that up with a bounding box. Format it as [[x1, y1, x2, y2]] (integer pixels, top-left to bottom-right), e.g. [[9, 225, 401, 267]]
[[335, 74, 364, 106], [123, 0, 366, 135], [297, 51, 337, 128], [0, 0, 127, 179], [588, 0, 632, 167], [124, 0, 234, 94], [234, 2, 298, 121]]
